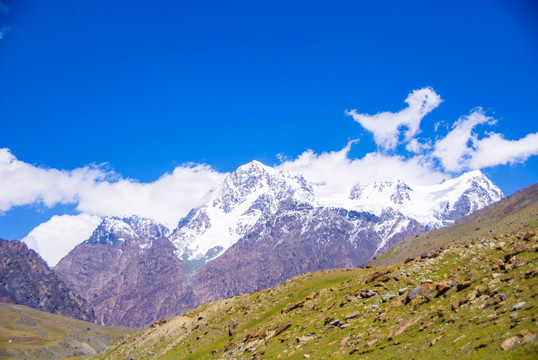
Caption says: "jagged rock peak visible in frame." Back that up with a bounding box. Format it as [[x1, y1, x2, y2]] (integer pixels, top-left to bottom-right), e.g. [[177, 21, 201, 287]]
[[214, 160, 315, 213], [85, 215, 170, 246], [170, 161, 316, 263]]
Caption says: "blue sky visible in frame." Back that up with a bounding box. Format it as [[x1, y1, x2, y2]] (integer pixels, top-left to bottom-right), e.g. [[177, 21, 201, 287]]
[[1, 1, 537, 252]]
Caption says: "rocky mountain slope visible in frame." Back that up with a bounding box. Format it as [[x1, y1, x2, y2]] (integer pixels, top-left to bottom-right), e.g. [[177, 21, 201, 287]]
[[0, 239, 95, 322], [94, 222, 538, 359], [0, 303, 135, 360], [55, 162, 504, 327], [369, 182, 538, 267], [55, 216, 193, 327]]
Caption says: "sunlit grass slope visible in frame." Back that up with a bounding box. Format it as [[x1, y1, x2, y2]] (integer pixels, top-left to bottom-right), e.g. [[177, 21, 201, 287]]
[[0, 304, 136, 360], [96, 227, 537, 359]]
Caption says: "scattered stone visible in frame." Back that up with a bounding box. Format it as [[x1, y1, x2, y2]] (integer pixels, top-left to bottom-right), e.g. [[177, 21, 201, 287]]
[[304, 354, 310, 359], [387, 312, 428, 340], [345, 312, 359, 320], [421, 279, 433, 284], [404, 284, 435, 304], [419, 316, 438, 331], [504, 244, 530, 262], [405, 257, 415, 263], [524, 267, 538, 279], [507, 257, 527, 270], [453, 334, 467, 344], [512, 302, 526, 311], [458, 290, 476, 306], [329, 319, 342, 327], [282, 301, 305, 314], [393, 274, 400, 281], [435, 281, 454, 297], [522, 232, 535, 241], [421, 251, 439, 259], [456, 281, 472, 291], [364, 270, 391, 284], [296, 335, 314, 343], [398, 287, 409, 295], [491, 258, 505, 270], [367, 333, 382, 347], [275, 322, 293, 336], [430, 336, 442, 346], [510, 312, 518, 319], [381, 293, 397, 302], [500, 336, 520, 351], [523, 333, 536, 344], [359, 289, 378, 298]]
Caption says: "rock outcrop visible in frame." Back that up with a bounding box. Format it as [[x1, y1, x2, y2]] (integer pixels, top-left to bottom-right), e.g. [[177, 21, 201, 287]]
[[0, 239, 95, 322]]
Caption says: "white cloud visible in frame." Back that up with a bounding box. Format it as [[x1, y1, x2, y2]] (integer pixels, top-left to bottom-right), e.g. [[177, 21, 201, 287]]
[[23, 213, 102, 266], [277, 141, 447, 207], [345, 87, 442, 150], [0, 148, 108, 212], [467, 132, 538, 169], [432, 109, 538, 171], [405, 138, 431, 154], [0, 148, 225, 228], [75, 165, 226, 227]]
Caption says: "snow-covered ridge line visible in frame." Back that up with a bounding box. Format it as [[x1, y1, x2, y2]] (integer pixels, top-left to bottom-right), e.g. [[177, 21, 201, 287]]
[[86, 215, 170, 246], [84, 161, 503, 265]]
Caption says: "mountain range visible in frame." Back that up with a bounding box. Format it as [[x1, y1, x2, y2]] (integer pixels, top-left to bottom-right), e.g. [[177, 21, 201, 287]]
[[53, 161, 503, 327]]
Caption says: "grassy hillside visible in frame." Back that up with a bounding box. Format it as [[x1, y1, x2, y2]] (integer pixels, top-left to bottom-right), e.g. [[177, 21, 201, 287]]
[[0, 304, 136, 360], [95, 225, 537, 358], [369, 182, 538, 268]]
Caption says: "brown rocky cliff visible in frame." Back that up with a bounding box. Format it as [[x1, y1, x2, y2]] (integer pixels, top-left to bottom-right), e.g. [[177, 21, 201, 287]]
[[192, 207, 422, 305], [55, 237, 194, 327], [0, 239, 95, 322]]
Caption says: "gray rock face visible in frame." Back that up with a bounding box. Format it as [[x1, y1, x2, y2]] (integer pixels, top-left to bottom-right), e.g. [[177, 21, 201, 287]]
[[0, 239, 95, 322]]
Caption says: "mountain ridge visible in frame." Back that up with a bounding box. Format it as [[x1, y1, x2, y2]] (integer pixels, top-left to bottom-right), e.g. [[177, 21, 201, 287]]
[[54, 164, 504, 327]]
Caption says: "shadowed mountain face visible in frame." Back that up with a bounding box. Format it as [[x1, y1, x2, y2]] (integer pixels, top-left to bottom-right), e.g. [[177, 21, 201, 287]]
[[54, 163, 505, 327], [55, 222, 193, 327], [0, 239, 95, 322]]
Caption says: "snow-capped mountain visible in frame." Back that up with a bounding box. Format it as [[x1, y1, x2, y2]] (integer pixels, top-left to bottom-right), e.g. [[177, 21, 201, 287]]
[[348, 170, 503, 229], [86, 215, 170, 247], [55, 160, 504, 327], [169, 161, 317, 261], [170, 162, 502, 265]]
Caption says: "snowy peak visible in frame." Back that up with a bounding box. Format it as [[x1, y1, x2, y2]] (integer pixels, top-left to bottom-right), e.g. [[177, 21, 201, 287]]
[[347, 170, 503, 228], [350, 180, 412, 206], [214, 160, 315, 213], [170, 161, 316, 262], [86, 215, 170, 246]]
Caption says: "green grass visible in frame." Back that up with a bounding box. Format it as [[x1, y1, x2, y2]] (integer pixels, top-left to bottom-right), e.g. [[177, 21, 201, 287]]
[[369, 182, 538, 267], [95, 228, 538, 359], [0, 304, 136, 360]]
